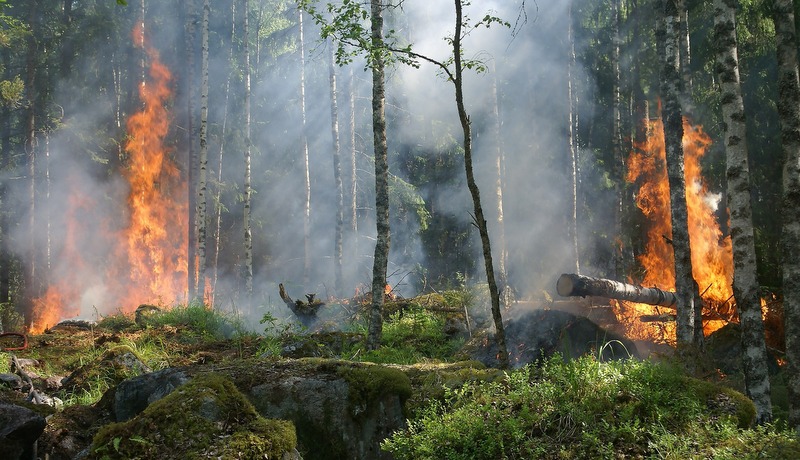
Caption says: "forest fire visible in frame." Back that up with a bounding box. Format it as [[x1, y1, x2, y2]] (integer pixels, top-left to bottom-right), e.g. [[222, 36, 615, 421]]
[[621, 116, 734, 342], [28, 25, 187, 333]]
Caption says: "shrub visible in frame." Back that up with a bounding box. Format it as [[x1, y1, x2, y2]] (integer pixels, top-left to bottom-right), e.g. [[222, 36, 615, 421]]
[[382, 355, 798, 460]]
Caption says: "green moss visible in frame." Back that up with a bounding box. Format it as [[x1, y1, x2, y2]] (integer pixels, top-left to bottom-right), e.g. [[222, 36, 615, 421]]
[[89, 373, 296, 459], [337, 363, 412, 412], [686, 377, 757, 428]]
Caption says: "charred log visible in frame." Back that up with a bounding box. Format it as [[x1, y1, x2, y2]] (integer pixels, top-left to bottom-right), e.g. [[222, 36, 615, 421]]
[[557, 273, 677, 308], [279, 283, 324, 326]]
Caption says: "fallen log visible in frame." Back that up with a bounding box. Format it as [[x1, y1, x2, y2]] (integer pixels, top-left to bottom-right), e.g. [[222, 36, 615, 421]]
[[556, 273, 677, 308]]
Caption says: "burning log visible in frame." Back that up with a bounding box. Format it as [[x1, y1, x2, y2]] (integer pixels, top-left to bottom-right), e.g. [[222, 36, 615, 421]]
[[556, 273, 677, 308]]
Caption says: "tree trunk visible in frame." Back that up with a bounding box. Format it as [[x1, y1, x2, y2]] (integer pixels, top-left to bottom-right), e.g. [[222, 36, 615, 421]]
[[661, 0, 699, 349], [612, 0, 625, 279], [348, 65, 358, 257], [299, 9, 312, 287], [568, 0, 581, 276], [453, 0, 508, 369], [329, 41, 344, 297], [184, 0, 198, 303], [712, 0, 773, 425], [557, 273, 678, 307], [196, 0, 210, 305], [24, 0, 39, 325], [771, 0, 800, 433], [677, 0, 692, 101], [489, 63, 510, 306], [242, 0, 253, 299], [348, 66, 359, 272], [213, 0, 236, 301], [366, 0, 390, 351]]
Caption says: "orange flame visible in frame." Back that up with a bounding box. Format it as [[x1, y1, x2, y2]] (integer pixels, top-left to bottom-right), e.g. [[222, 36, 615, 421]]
[[622, 115, 733, 342], [29, 25, 187, 333], [112, 23, 187, 309]]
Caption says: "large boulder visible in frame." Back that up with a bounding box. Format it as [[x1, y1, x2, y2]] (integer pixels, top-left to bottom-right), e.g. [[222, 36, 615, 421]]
[[88, 373, 299, 460], [0, 402, 47, 460], [461, 309, 639, 368], [104, 358, 411, 460], [238, 359, 411, 460]]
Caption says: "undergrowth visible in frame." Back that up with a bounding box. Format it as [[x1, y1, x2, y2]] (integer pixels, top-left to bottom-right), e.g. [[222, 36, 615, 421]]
[[382, 354, 800, 460]]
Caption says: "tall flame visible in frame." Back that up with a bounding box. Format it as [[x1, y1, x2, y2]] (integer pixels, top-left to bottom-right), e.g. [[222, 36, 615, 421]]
[[28, 25, 187, 333], [621, 116, 733, 341], [112, 24, 188, 308]]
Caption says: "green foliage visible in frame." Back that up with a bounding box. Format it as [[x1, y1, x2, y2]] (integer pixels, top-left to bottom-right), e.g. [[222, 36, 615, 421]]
[[360, 307, 463, 364], [382, 355, 796, 460], [146, 303, 240, 340], [96, 311, 137, 332]]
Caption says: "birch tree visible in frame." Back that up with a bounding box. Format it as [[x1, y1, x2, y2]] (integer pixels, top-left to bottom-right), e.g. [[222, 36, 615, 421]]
[[329, 40, 344, 296], [713, 0, 771, 424], [243, 0, 254, 298], [184, 0, 198, 302], [660, 0, 699, 349], [771, 0, 800, 433], [299, 8, 312, 287], [196, 0, 209, 304]]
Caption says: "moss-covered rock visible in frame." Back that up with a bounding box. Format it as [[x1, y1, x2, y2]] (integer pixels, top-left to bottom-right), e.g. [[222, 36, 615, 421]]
[[88, 373, 297, 459]]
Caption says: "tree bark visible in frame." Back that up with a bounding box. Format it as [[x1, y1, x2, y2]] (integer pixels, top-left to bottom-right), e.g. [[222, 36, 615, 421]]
[[348, 65, 359, 274], [23, 0, 39, 325], [661, 0, 699, 348], [196, 0, 210, 305], [713, 0, 772, 424], [299, 8, 312, 287], [184, 0, 198, 303], [242, 0, 253, 299], [453, 0, 508, 369], [771, 0, 800, 433], [490, 63, 510, 306], [329, 40, 344, 297], [557, 273, 678, 307], [568, 0, 581, 276], [612, 0, 625, 279], [212, 0, 236, 301], [366, 0, 390, 351]]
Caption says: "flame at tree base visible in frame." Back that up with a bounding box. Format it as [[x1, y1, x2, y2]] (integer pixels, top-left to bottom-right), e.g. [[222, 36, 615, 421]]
[[620, 115, 734, 344], [28, 25, 187, 333]]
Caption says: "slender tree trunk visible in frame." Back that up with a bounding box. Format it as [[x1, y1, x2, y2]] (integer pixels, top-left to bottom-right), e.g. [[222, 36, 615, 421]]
[[453, 0, 508, 369], [661, 0, 698, 349], [242, 0, 253, 299], [713, 0, 772, 424], [366, 0, 390, 351], [196, 0, 210, 304], [184, 0, 198, 302], [329, 41, 344, 296], [213, 0, 236, 300], [771, 0, 800, 434], [349, 66, 359, 268], [490, 64, 510, 306], [24, 0, 39, 325], [677, 0, 692, 99], [568, 0, 580, 276], [299, 9, 312, 287], [612, 0, 625, 278]]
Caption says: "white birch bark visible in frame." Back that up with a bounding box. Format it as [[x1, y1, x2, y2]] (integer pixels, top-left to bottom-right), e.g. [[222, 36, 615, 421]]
[[713, 0, 772, 423]]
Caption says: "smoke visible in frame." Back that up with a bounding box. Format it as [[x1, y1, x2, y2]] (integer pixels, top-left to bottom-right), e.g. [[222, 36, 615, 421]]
[[1, 0, 617, 330]]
